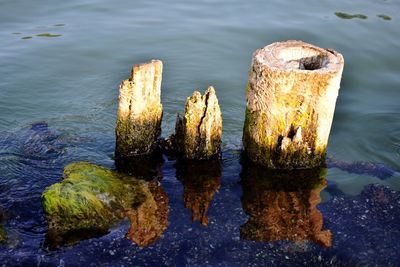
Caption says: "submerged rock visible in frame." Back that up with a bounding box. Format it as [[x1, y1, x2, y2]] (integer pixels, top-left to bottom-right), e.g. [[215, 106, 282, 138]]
[[42, 162, 168, 248], [0, 207, 6, 244], [173, 86, 222, 160]]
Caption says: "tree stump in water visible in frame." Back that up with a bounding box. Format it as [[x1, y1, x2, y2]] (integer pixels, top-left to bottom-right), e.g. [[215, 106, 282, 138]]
[[115, 60, 163, 158], [243, 40, 344, 169], [174, 86, 222, 160]]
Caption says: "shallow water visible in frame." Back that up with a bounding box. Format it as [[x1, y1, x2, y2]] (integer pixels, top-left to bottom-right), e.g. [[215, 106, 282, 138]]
[[1, 0, 400, 265]]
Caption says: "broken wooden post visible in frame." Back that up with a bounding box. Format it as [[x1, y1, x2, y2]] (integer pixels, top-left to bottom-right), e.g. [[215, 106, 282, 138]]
[[115, 60, 163, 158], [243, 40, 344, 169], [174, 86, 222, 160]]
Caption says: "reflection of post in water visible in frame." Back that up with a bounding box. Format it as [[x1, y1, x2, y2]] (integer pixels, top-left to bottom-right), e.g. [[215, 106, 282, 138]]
[[240, 157, 332, 247], [176, 159, 221, 226], [115, 152, 164, 181], [125, 179, 169, 247]]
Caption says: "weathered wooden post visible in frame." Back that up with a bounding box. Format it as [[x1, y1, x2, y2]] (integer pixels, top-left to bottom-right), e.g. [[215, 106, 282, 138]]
[[115, 60, 163, 158], [243, 40, 344, 169], [174, 86, 222, 160]]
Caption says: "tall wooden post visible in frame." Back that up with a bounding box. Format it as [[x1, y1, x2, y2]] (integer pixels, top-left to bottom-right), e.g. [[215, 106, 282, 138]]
[[243, 40, 344, 169], [115, 60, 163, 158]]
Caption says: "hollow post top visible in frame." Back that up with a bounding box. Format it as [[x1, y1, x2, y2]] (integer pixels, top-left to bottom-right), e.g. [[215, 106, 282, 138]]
[[253, 40, 344, 74]]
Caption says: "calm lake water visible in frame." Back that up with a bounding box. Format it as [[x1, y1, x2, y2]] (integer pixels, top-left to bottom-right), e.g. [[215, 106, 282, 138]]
[[1, 0, 400, 266]]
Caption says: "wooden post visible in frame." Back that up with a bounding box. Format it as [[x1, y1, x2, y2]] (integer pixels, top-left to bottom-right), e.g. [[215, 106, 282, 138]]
[[174, 86, 222, 160], [115, 60, 163, 158], [243, 40, 344, 169]]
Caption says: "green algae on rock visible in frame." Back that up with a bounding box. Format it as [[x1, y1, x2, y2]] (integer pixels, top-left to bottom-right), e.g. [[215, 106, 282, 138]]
[[173, 86, 222, 160], [115, 60, 163, 158], [377, 14, 392, 21], [242, 40, 344, 169], [36, 33, 62, 37], [42, 162, 153, 247], [335, 12, 368, 20]]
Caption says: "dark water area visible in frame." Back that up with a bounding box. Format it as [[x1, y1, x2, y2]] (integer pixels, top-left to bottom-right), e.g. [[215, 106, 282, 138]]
[[1, 0, 400, 266]]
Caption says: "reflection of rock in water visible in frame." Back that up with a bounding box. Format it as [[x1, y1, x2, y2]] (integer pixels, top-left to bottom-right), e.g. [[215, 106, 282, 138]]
[[125, 180, 169, 247], [176, 159, 221, 226], [240, 159, 332, 247]]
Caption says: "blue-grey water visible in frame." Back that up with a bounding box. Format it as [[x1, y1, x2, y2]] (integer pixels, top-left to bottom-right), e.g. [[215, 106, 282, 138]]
[[1, 0, 400, 266]]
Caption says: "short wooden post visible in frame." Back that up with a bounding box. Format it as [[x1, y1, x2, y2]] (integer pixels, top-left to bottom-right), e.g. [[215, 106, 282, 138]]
[[243, 40, 344, 169], [174, 86, 222, 160], [115, 60, 163, 158]]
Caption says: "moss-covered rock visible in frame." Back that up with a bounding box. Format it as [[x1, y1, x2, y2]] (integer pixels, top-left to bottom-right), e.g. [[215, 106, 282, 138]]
[[42, 162, 152, 247]]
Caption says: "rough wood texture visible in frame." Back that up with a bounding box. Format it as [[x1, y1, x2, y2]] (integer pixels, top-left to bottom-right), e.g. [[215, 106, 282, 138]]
[[115, 60, 163, 157], [243, 40, 344, 169], [175, 86, 222, 160]]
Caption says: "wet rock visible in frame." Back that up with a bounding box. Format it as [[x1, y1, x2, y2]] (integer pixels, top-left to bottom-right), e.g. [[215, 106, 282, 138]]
[[115, 60, 163, 158], [173, 86, 222, 160], [176, 159, 221, 225], [326, 157, 396, 180], [243, 40, 344, 168], [42, 162, 154, 248]]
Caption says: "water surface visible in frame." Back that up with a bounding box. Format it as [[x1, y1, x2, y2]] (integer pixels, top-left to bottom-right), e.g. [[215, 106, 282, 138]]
[[1, 0, 400, 265]]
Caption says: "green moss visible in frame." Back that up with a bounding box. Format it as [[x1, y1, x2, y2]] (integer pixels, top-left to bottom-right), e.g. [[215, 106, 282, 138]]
[[335, 12, 368, 20], [36, 33, 62, 38], [42, 162, 151, 246], [377, 14, 391, 21]]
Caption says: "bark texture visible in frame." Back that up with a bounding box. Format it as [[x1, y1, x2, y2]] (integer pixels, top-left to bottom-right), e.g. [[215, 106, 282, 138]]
[[243, 40, 344, 168], [115, 60, 163, 157], [175, 86, 222, 160]]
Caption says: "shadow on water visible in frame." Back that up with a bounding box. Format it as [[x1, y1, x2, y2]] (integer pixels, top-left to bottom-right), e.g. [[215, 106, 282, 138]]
[[176, 158, 221, 226], [240, 155, 332, 247]]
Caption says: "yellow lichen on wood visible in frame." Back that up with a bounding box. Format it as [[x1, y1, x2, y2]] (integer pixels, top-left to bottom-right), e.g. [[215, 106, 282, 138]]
[[243, 40, 344, 169], [175, 86, 222, 160], [115, 60, 163, 157]]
